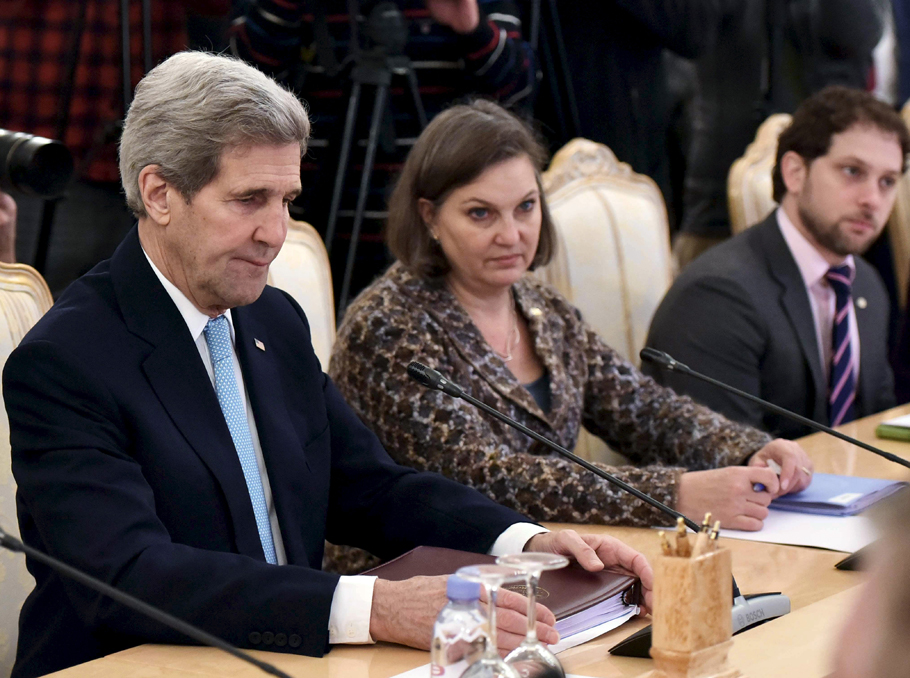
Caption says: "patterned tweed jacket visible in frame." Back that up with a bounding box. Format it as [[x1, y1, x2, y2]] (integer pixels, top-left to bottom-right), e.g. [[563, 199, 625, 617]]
[[329, 263, 773, 535]]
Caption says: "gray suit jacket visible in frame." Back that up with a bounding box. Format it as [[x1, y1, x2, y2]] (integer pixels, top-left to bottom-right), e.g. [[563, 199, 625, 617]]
[[645, 213, 895, 439]]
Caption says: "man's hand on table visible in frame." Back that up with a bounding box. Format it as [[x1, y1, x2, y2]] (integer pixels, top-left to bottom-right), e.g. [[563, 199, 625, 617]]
[[525, 530, 654, 613], [369, 575, 558, 653]]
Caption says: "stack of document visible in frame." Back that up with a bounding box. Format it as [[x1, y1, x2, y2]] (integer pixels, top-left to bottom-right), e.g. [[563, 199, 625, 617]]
[[770, 473, 907, 516]]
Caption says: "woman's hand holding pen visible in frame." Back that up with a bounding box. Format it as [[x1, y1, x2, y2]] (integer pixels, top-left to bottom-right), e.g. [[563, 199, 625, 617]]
[[748, 438, 814, 495]]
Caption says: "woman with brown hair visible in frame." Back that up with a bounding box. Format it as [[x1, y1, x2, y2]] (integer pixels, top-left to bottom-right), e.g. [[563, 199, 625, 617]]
[[327, 100, 812, 563]]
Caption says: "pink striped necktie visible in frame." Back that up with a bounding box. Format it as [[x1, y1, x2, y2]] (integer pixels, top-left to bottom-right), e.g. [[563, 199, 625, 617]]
[[825, 265, 856, 426]]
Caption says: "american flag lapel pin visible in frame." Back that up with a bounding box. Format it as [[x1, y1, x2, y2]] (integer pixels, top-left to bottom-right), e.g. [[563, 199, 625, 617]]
[[254, 338, 266, 351]]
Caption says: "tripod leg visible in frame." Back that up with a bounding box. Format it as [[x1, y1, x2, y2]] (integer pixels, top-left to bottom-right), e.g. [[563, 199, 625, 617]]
[[547, 0, 580, 136], [539, 26, 568, 143], [405, 67, 427, 129], [530, 0, 541, 51], [337, 83, 388, 317], [325, 82, 363, 254]]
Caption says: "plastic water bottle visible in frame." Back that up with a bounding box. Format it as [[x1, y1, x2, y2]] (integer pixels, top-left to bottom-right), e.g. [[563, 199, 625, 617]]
[[431, 575, 489, 677]]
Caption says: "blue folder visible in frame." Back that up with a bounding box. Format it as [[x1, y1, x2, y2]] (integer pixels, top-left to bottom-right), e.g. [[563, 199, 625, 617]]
[[769, 473, 908, 516]]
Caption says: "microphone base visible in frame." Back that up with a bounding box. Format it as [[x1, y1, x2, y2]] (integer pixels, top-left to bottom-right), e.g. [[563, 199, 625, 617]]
[[609, 592, 791, 658]]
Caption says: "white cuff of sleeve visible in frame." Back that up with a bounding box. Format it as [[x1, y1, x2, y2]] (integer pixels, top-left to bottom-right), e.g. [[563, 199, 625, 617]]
[[328, 575, 377, 644], [488, 522, 549, 556]]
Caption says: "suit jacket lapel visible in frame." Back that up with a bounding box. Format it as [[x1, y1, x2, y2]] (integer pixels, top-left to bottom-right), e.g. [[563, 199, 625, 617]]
[[110, 228, 269, 561], [758, 216, 828, 422]]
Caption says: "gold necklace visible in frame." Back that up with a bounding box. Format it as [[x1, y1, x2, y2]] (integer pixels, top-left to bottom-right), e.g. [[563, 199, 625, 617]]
[[496, 293, 520, 362], [449, 284, 520, 362]]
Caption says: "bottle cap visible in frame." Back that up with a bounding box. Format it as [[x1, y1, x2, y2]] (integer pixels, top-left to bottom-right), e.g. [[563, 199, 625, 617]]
[[446, 575, 481, 601]]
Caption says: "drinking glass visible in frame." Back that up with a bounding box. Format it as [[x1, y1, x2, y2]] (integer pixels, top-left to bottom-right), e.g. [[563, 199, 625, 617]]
[[496, 553, 569, 678], [455, 564, 524, 678]]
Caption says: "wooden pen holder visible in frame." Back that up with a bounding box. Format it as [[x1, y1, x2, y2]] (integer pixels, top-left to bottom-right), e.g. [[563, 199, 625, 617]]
[[639, 547, 743, 678]]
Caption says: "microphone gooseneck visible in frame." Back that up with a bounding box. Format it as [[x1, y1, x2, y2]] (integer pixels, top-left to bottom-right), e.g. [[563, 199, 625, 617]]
[[639, 348, 910, 470], [0, 526, 293, 678]]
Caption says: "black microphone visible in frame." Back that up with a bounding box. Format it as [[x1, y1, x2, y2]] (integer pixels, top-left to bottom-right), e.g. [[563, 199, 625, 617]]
[[407, 361, 464, 397], [641, 347, 910, 470], [0, 525, 293, 678], [406, 361, 791, 658]]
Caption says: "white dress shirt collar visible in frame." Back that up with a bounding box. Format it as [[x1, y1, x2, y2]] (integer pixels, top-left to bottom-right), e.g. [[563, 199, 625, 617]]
[[141, 247, 235, 341]]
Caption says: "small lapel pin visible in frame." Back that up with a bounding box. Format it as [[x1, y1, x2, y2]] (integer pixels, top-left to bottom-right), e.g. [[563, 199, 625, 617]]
[[529, 307, 543, 318], [254, 338, 266, 351], [856, 297, 868, 310]]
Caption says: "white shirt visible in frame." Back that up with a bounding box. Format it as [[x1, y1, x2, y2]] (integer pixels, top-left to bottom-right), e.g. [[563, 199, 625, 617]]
[[142, 248, 547, 644], [776, 208, 861, 384]]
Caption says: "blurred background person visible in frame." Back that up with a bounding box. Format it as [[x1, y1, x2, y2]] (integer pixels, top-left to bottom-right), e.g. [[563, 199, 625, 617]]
[[0, 0, 230, 297], [830, 488, 910, 678], [232, 0, 537, 304], [0, 190, 16, 264], [544, 1, 721, 228], [675, 0, 884, 270]]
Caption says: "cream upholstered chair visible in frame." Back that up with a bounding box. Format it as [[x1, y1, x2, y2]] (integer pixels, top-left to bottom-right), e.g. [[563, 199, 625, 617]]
[[886, 101, 910, 307], [0, 263, 52, 677], [536, 139, 673, 464], [727, 113, 792, 235], [267, 219, 336, 367]]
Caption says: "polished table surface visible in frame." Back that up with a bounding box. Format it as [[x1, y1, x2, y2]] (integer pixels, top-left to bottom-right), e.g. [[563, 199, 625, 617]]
[[47, 405, 910, 678]]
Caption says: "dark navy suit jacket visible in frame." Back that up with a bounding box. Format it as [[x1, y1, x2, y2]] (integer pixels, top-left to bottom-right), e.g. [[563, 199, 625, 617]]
[[645, 213, 895, 439], [4, 229, 530, 678]]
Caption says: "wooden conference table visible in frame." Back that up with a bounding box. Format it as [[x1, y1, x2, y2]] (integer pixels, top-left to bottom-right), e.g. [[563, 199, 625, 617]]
[[49, 405, 910, 678]]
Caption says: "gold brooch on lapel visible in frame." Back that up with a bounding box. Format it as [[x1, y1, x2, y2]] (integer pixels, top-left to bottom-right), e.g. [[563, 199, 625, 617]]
[[254, 339, 266, 351], [856, 297, 868, 310], [528, 307, 543, 318]]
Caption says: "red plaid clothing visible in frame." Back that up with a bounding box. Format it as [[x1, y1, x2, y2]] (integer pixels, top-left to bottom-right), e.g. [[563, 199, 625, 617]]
[[0, 1, 226, 183]]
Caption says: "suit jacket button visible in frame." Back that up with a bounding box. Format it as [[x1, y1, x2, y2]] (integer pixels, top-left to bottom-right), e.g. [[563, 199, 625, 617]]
[[248, 632, 262, 645], [262, 631, 274, 645], [289, 634, 301, 648], [275, 633, 287, 647]]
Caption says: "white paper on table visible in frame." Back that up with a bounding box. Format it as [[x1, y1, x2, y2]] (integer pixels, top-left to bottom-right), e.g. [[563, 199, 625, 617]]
[[390, 667, 599, 678], [549, 606, 639, 654], [880, 413, 910, 427], [718, 508, 878, 552]]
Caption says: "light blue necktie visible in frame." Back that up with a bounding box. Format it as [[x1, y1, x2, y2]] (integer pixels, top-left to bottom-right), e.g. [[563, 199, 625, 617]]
[[204, 315, 278, 564]]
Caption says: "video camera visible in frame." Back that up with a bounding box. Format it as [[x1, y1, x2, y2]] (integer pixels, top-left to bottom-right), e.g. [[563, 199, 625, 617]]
[[0, 129, 74, 199]]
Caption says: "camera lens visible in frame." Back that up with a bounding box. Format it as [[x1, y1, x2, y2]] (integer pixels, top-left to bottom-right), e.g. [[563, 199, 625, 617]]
[[0, 129, 74, 199]]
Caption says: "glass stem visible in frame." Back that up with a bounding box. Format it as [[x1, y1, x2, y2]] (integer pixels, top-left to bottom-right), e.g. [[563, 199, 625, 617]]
[[488, 583, 500, 657], [525, 572, 538, 643]]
